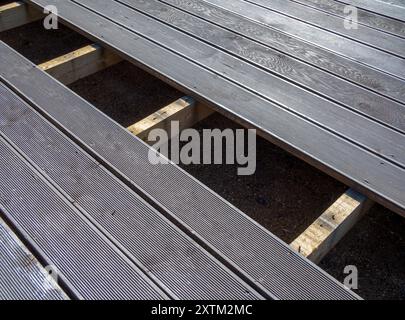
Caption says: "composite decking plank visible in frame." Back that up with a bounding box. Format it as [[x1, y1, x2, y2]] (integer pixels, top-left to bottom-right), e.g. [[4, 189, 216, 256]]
[[123, 0, 405, 132], [0, 81, 261, 300], [0, 41, 361, 299], [337, 0, 405, 22], [0, 217, 68, 300], [0, 116, 167, 300], [202, 0, 405, 79], [79, 0, 405, 170], [160, 0, 405, 105], [238, 0, 405, 57], [289, 0, 405, 38], [153, 0, 405, 131]]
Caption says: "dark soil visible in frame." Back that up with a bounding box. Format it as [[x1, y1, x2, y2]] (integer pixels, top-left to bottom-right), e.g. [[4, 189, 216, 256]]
[[69, 61, 183, 127]]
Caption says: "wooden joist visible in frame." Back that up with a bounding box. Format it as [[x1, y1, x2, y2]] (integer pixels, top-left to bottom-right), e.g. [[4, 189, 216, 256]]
[[38, 44, 121, 85], [0, 1, 43, 32], [128, 96, 214, 144], [291, 189, 374, 264], [38, 46, 213, 142]]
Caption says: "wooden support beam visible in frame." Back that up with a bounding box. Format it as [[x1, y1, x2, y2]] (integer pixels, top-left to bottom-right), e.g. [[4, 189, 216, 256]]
[[0, 1, 43, 32], [38, 44, 122, 85], [38, 45, 212, 141], [290, 189, 374, 264], [128, 96, 214, 144]]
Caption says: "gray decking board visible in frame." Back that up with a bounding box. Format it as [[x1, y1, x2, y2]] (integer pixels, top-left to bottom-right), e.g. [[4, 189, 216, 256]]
[[241, 0, 405, 57], [0, 217, 68, 300], [109, 0, 405, 158], [0, 127, 167, 300], [161, 0, 405, 105], [0, 43, 360, 300], [24, 0, 405, 216], [337, 0, 405, 22], [0, 81, 261, 300], [289, 0, 405, 38], [203, 0, 405, 80]]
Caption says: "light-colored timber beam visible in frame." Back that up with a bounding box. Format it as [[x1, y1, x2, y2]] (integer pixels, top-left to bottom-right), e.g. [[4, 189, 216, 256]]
[[38, 43, 212, 139], [0, 1, 43, 32], [128, 96, 214, 144], [38, 43, 122, 85], [291, 189, 374, 264]]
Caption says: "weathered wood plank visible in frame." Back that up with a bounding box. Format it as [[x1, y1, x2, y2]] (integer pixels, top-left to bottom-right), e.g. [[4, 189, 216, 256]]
[[337, 0, 405, 22], [203, 0, 405, 79], [0, 1, 42, 32], [131, 0, 405, 132], [162, 0, 405, 105], [38, 44, 121, 85], [290, 0, 405, 38], [131, 97, 372, 264], [243, 0, 405, 58], [0, 128, 167, 300], [291, 189, 374, 263]]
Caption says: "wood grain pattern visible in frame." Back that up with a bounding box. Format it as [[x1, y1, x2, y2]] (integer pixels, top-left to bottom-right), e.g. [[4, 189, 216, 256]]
[[290, 0, 405, 38], [150, 0, 405, 131], [242, 0, 405, 58], [204, 0, 405, 79], [128, 96, 214, 143], [162, 0, 405, 104], [337, 0, 405, 22], [291, 189, 374, 263]]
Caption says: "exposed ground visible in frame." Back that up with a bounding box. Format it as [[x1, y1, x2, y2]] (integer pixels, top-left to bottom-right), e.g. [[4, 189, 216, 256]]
[[1, 21, 404, 300]]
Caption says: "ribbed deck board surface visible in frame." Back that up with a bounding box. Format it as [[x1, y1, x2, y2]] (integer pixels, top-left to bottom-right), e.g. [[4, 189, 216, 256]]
[[0, 218, 68, 300], [0, 42, 359, 300], [23, 0, 405, 216], [0, 91, 168, 299], [0, 82, 261, 301]]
